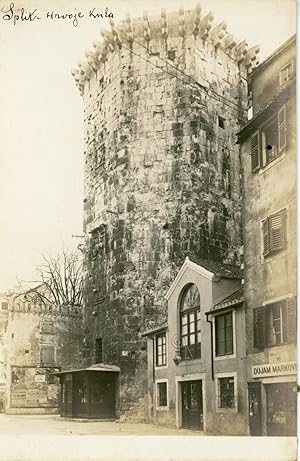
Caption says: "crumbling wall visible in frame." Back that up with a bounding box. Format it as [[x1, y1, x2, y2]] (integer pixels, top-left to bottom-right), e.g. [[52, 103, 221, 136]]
[[5, 299, 83, 414]]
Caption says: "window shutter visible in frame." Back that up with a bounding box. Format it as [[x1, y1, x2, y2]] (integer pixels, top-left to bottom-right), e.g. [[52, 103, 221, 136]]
[[251, 133, 260, 172], [278, 106, 286, 151], [41, 345, 55, 365], [287, 297, 297, 343], [253, 307, 265, 349], [269, 209, 286, 252], [262, 219, 270, 256]]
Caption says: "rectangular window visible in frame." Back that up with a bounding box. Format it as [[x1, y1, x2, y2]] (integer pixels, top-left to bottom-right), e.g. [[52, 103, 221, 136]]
[[250, 106, 287, 172], [262, 209, 286, 257], [262, 108, 286, 166], [40, 322, 54, 334], [1, 302, 8, 310], [180, 308, 201, 359], [218, 116, 225, 129], [215, 311, 234, 356], [253, 297, 296, 349], [157, 381, 168, 407], [95, 338, 103, 363], [41, 345, 55, 366], [279, 62, 293, 85], [218, 377, 235, 408], [156, 333, 166, 367]]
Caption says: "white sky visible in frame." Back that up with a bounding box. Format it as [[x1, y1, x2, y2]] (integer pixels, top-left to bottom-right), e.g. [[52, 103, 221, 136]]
[[0, 0, 296, 291]]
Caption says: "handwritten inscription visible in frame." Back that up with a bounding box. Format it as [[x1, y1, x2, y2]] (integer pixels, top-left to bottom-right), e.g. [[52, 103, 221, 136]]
[[1, 3, 114, 27], [1, 3, 41, 24]]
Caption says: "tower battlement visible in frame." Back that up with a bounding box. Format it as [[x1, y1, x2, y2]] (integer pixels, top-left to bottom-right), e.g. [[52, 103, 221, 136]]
[[72, 5, 259, 94]]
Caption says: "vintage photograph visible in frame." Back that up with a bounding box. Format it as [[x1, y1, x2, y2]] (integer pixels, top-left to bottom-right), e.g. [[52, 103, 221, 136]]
[[0, 0, 296, 459]]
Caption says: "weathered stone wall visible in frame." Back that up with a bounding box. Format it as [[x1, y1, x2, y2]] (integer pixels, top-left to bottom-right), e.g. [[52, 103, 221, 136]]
[[74, 8, 257, 415], [5, 296, 83, 414]]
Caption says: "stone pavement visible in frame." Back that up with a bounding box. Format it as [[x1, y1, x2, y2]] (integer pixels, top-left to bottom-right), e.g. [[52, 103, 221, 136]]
[[0, 415, 296, 461], [0, 414, 197, 436]]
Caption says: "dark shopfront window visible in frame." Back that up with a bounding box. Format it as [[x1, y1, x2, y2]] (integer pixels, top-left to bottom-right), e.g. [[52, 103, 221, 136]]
[[157, 382, 167, 407], [218, 377, 235, 408], [266, 382, 297, 436]]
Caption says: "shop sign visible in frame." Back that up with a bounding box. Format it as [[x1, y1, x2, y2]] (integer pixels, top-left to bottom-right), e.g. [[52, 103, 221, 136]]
[[252, 361, 296, 378], [35, 374, 46, 383]]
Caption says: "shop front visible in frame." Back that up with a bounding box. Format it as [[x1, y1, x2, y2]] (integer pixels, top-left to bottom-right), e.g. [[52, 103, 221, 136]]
[[248, 361, 297, 436], [54, 364, 120, 419]]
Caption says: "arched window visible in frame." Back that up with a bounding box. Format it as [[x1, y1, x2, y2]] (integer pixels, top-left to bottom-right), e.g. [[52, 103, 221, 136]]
[[180, 284, 201, 359]]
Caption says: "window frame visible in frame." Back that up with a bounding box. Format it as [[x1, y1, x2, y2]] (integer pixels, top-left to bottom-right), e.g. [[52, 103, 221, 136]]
[[253, 296, 296, 349], [156, 379, 168, 409], [213, 309, 236, 360], [261, 208, 287, 259], [155, 332, 167, 368], [250, 105, 287, 173], [215, 372, 238, 413], [215, 311, 234, 357], [279, 61, 293, 86], [40, 345, 55, 366], [179, 284, 201, 361], [40, 321, 54, 334]]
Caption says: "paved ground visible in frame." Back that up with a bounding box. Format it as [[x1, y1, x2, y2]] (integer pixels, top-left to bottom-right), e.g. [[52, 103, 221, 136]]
[[0, 414, 199, 436], [0, 415, 296, 461]]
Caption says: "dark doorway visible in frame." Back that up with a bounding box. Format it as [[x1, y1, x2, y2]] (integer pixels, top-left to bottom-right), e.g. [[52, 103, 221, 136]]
[[248, 381, 262, 436], [181, 380, 203, 430], [266, 382, 297, 436]]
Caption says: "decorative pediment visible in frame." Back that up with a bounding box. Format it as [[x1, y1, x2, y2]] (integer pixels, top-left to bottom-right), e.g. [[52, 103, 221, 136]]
[[165, 257, 214, 301]]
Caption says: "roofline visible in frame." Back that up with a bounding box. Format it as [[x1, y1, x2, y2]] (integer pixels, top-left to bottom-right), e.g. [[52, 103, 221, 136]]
[[141, 325, 167, 337], [237, 85, 291, 140], [206, 299, 244, 316], [52, 364, 120, 375], [165, 257, 215, 301], [250, 34, 296, 77]]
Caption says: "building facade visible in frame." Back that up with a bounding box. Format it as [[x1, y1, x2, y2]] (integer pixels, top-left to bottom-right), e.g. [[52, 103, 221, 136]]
[[239, 35, 297, 436], [5, 286, 83, 414], [143, 257, 247, 435], [72, 6, 259, 415]]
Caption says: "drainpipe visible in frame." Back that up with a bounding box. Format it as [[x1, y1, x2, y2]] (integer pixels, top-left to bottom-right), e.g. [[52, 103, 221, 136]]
[[152, 337, 156, 418], [205, 312, 214, 381]]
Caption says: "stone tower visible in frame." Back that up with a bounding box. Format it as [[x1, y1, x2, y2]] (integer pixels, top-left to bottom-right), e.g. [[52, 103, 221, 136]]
[[72, 6, 259, 415]]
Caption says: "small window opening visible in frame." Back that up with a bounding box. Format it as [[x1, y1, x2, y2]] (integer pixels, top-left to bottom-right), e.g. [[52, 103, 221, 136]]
[[218, 117, 225, 128]]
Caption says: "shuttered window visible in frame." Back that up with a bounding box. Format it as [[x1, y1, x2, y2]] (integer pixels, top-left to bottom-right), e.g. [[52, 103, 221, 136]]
[[251, 133, 260, 172], [253, 298, 296, 349], [253, 307, 265, 349], [278, 106, 286, 152], [250, 105, 287, 171], [262, 209, 286, 257], [287, 297, 297, 343], [41, 346, 55, 365]]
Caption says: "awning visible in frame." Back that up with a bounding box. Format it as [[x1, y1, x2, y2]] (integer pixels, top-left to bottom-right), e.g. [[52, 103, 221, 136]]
[[52, 363, 120, 376], [141, 323, 168, 337], [207, 287, 244, 315]]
